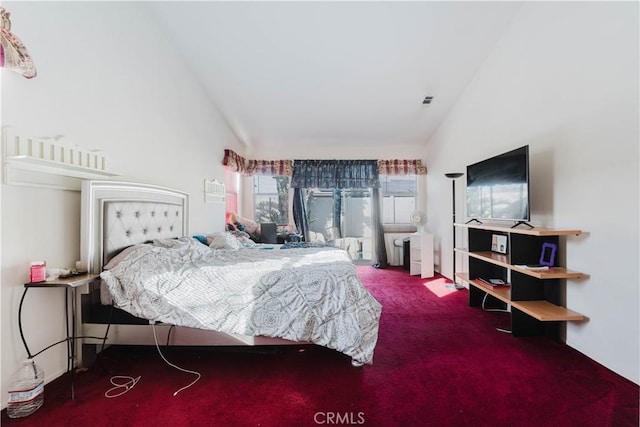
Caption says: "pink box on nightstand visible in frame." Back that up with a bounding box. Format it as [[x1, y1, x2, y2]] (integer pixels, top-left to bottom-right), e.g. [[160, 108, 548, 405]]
[[29, 262, 46, 283]]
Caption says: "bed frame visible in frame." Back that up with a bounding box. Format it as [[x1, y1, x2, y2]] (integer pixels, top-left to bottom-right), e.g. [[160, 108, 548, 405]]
[[78, 180, 299, 366]]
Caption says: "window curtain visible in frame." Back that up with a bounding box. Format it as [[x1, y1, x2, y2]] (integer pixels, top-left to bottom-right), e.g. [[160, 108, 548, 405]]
[[222, 149, 248, 174], [223, 152, 427, 261], [371, 187, 388, 269], [291, 160, 380, 189], [292, 188, 309, 242], [224, 168, 238, 215], [332, 189, 342, 239], [223, 150, 294, 177], [378, 159, 427, 175], [246, 159, 293, 176]]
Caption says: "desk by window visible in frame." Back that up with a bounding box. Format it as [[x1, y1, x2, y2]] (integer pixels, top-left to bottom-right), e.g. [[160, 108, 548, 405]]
[[19, 274, 99, 400]]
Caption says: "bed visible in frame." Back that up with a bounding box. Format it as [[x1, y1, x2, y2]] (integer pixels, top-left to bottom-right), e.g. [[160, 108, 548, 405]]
[[78, 180, 382, 367]]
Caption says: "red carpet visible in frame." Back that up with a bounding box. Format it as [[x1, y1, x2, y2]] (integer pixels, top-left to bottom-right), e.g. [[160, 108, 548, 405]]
[[3, 266, 638, 426]]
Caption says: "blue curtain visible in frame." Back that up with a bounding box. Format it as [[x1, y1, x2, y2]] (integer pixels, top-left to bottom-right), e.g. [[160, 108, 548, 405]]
[[371, 187, 388, 269], [292, 188, 309, 242], [333, 189, 342, 239], [291, 160, 380, 189]]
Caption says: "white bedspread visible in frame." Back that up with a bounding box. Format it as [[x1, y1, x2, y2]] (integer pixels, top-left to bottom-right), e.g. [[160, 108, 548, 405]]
[[100, 238, 382, 364]]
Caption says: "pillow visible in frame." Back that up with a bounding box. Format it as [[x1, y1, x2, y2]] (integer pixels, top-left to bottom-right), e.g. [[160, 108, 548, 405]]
[[103, 245, 141, 270], [229, 230, 257, 248], [207, 232, 241, 250], [229, 229, 250, 240], [192, 235, 208, 245], [238, 216, 260, 236], [152, 237, 190, 248]]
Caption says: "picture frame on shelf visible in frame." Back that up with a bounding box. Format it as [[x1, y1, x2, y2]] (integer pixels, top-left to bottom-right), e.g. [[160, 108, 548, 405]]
[[539, 242, 557, 266], [491, 234, 508, 254]]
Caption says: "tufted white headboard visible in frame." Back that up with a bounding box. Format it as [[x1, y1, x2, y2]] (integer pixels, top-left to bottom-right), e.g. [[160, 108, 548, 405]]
[[81, 181, 189, 273]]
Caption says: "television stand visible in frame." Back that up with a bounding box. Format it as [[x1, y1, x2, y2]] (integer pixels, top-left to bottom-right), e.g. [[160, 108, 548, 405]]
[[465, 218, 483, 225], [511, 221, 534, 229], [453, 222, 586, 342]]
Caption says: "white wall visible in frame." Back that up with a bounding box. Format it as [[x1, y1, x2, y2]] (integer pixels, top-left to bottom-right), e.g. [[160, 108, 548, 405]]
[[1, 2, 242, 406], [2, 2, 637, 405], [426, 2, 639, 383]]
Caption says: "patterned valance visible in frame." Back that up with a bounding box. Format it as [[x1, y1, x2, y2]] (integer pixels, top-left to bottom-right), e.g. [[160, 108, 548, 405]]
[[378, 159, 427, 175], [291, 160, 380, 189], [223, 149, 293, 176], [222, 149, 248, 174], [247, 159, 293, 176], [224, 149, 426, 179]]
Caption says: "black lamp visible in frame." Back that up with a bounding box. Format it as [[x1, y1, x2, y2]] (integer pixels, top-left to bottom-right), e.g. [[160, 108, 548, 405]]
[[445, 172, 464, 289]]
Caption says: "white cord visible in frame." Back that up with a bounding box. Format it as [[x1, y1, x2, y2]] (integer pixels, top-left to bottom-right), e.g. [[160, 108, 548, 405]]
[[105, 375, 141, 398], [481, 292, 510, 313], [151, 323, 201, 396], [481, 293, 512, 334]]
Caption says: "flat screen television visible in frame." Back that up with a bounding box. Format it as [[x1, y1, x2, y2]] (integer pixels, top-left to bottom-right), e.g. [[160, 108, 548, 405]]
[[466, 145, 530, 223]]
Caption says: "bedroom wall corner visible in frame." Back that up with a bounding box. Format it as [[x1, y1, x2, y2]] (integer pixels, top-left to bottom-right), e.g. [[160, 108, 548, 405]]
[[0, 1, 243, 409], [425, 2, 639, 384]]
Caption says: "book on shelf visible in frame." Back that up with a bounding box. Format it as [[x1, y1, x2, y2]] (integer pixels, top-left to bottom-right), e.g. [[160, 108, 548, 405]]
[[478, 278, 509, 287], [515, 264, 550, 271]]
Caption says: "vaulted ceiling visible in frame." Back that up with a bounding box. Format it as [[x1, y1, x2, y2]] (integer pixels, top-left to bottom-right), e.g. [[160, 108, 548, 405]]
[[148, 2, 522, 155]]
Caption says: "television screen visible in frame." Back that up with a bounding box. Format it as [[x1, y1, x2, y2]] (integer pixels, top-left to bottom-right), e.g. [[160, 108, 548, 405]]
[[466, 145, 530, 222]]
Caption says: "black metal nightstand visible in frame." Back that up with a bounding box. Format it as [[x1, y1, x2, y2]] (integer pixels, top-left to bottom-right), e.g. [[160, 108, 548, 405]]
[[19, 274, 99, 400]]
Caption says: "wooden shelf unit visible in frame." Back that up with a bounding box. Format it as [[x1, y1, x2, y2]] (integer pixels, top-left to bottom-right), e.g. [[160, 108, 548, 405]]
[[455, 223, 586, 340], [455, 249, 584, 279], [454, 222, 582, 237], [456, 273, 585, 322]]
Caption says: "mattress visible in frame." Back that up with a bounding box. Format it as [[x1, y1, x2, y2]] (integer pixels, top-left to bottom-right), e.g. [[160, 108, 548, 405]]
[[100, 237, 382, 364]]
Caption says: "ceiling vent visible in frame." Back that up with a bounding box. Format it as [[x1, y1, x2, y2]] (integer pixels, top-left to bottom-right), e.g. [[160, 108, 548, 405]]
[[422, 96, 434, 105]]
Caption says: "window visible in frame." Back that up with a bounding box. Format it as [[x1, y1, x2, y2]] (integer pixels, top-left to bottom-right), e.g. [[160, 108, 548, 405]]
[[306, 188, 372, 261], [380, 175, 417, 224], [253, 175, 290, 225]]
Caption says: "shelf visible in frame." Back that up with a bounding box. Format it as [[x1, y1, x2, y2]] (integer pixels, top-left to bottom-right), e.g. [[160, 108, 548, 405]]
[[6, 156, 119, 179], [455, 249, 584, 279], [454, 222, 581, 237], [2, 127, 119, 190], [515, 301, 586, 321], [457, 273, 586, 322], [457, 273, 511, 304], [25, 274, 100, 289]]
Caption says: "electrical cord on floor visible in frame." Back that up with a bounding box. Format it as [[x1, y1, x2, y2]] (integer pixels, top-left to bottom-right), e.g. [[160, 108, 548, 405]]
[[99, 303, 143, 398], [152, 322, 201, 396], [481, 293, 512, 334], [105, 375, 141, 398]]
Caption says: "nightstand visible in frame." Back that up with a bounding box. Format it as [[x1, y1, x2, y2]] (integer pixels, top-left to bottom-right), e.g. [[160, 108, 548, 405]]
[[18, 273, 100, 400]]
